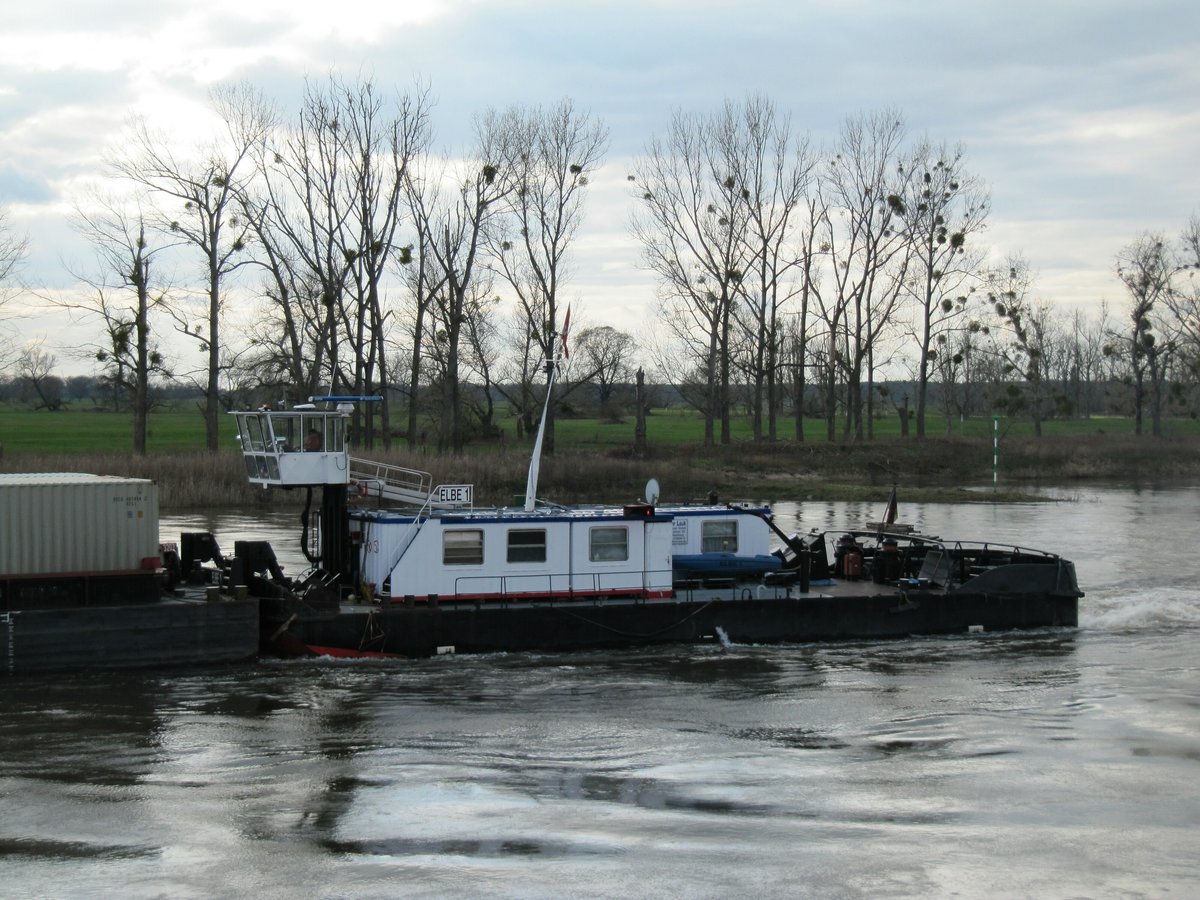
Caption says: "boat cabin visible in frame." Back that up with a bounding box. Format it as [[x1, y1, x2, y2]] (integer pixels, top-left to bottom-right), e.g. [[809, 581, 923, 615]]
[[351, 504, 675, 603], [231, 405, 351, 488], [667, 504, 772, 557]]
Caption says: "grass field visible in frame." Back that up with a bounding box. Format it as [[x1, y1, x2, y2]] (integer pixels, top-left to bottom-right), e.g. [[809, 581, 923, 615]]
[[0, 402, 234, 454], [3, 401, 1197, 507], [4, 401, 1196, 457], [553, 408, 1200, 446]]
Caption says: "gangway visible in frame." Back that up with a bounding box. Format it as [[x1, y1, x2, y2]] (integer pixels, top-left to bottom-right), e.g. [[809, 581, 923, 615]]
[[349, 458, 434, 507]]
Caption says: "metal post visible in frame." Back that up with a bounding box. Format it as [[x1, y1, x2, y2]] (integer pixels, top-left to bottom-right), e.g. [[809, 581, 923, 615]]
[[993, 415, 1000, 492]]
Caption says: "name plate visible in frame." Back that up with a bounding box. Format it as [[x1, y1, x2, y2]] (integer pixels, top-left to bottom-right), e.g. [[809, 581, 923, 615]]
[[435, 484, 474, 505], [672, 517, 688, 545]]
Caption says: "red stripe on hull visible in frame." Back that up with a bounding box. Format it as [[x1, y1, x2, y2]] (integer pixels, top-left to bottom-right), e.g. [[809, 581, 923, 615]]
[[381, 589, 674, 604], [306, 644, 397, 659]]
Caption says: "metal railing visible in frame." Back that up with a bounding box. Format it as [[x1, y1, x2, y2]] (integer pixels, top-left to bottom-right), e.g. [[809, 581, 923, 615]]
[[349, 458, 433, 506], [434, 567, 676, 604]]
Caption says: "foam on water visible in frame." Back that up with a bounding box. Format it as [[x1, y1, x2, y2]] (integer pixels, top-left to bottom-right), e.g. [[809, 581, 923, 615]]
[[1080, 586, 1200, 630]]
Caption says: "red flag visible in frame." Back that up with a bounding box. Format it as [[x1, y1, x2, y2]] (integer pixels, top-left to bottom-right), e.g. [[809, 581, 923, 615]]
[[560, 306, 571, 358]]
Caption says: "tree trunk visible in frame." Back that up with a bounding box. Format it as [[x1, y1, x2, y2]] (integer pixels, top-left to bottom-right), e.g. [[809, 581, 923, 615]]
[[133, 278, 149, 455], [205, 263, 220, 452], [793, 364, 805, 443], [407, 304, 425, 448], [634, 367, 648, 457], [1149, 351, 1163, 437]]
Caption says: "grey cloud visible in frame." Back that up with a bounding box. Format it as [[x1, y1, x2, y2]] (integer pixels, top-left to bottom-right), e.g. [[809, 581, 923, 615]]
[[0, 165, 55, 204]]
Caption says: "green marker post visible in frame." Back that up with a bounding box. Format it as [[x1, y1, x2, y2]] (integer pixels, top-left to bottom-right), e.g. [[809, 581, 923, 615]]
[[992, 415, 1000, 492]]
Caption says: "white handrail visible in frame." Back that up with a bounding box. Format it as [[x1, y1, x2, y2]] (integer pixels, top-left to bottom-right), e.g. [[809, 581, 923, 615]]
[[349, 457, 433, 505]]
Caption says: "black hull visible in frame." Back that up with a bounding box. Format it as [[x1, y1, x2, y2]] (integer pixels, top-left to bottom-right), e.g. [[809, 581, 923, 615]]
[[264, 587, 1079, 659], [2, 597, 260, 675]]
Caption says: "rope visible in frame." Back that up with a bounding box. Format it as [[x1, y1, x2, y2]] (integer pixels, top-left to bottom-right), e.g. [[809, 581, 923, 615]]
[[549, 598, 718, 639]]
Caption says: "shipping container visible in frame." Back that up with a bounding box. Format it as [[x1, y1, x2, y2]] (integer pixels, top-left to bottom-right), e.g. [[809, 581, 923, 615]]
[[0, 473, 160, 576]]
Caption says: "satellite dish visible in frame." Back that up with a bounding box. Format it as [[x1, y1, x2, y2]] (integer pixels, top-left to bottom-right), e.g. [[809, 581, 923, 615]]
[[645, 477, 660, 506]]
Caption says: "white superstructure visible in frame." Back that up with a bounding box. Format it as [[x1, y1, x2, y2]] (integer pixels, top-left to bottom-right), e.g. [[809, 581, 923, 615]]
[[230, 399, 774, 604], [352, 504, 675, 602]]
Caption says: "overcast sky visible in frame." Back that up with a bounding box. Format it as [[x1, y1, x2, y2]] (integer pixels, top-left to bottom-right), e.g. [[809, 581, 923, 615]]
[[2, 0, 1198, 373]]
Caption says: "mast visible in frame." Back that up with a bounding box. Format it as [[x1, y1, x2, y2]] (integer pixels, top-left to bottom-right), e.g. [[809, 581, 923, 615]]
[[523, 308, 570, 512]]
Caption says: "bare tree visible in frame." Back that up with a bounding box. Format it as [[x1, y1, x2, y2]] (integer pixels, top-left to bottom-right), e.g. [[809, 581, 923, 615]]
[[247, 76, 430, 445], [253, 78, 351, 397], [0, 202, 27, 373], [932, 323, 988, 428], [725, 94, 817, 441], [815, 110, 910, 441], [16, 342, 62, 410], [986, 257, 1056, 436], [63, 194, 172, 452], [1068, 303, 1112, 418], [1167, 215, 1200, 383], [112, 82, 273, 450], [574, 324, 637, 409], [0, 202, 26, 296], [1115, 232, 1178, 436], [394, 220, 445, 445], [892, 139, 989, 437], [333, 78, 431, 447], [236, 193, 330, 398], [459, 290, 503, 437], [495, 306, 545, 439], [631, 108, 753, 446], [407, 119, 519, 452], [487, 99, 608, 454], [786, 196, 826, 442]]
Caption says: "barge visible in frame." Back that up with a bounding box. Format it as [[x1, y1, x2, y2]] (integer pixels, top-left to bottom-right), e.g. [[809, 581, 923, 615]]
[[1, 473, 258, 674]]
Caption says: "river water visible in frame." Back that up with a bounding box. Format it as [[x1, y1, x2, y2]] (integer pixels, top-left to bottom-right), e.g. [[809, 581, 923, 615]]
[[3, 487, 1198, 898]]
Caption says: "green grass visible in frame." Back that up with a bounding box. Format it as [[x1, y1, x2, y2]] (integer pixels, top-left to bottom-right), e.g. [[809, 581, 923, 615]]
[[551, 408, 1200, 447], [3, 401, 1198, 507], [2, 401, 1198, 458], [0, 403, 238, 454]]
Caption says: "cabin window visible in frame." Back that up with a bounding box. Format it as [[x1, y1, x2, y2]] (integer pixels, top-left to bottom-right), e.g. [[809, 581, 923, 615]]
[[507, 529, 546, 564], [589, 526, 628, 562], [701, 520, 738, 553], [443, 529, 484, 565], [240, 415, 268, 452], [269, 414, 301, 452], [301, 415, 337, 452]]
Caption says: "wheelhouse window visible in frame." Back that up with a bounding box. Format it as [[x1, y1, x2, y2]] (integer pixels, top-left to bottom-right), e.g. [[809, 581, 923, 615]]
[[301, 415, 344, 453], [238, 415, 268, 452], [264, 413, 301, 452], [507, 529, 546, 564], [589, 526, 628, 562], [443, 529, 484, 565], [701, 520, 738, 553]]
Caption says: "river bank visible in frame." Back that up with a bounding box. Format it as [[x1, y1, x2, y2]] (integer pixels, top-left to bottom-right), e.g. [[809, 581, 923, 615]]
[[3, 432, 1197, 509]]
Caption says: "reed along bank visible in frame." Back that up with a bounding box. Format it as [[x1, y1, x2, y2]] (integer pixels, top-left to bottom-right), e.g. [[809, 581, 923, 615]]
[[2, 432, 1198, 509]]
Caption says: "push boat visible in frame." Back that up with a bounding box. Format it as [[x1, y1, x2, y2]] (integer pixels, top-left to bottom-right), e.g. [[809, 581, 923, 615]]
[[217, 397, 1082, 660]]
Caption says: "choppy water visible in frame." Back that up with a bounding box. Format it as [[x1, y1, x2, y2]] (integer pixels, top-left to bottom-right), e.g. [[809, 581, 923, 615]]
[[3, 487, 1198, 899]]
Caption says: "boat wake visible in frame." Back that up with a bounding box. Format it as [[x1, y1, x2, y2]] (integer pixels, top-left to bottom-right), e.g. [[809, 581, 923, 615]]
[[1080, 586, 1200, 630]]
